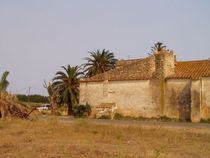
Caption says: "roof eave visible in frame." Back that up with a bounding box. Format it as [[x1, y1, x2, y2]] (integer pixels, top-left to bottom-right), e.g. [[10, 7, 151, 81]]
[[80, 78, 150, 83]]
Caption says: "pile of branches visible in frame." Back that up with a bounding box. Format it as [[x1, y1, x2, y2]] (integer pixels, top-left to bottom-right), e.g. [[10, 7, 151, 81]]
[[0, 92, 36, 119]]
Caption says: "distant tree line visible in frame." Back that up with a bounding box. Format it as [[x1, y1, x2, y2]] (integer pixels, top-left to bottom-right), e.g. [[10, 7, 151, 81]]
[[16, 94, 49, 103]]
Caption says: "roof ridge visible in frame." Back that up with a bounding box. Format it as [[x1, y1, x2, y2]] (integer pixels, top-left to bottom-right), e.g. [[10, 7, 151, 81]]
[[177, 59, 209, 62], [82, 56, 210, 82]]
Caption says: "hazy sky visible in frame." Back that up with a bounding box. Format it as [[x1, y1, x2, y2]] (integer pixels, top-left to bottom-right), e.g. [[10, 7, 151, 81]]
[[0, 0, 210, 95]]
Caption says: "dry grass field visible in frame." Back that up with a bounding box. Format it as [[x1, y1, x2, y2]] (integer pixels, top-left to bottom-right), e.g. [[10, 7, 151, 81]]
[[0, 118, 210, 158]]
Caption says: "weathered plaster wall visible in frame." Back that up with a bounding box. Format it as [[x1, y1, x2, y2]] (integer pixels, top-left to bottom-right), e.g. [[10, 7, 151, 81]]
[[165, 79, 191, 120], [80, 77, 209, 121], [80, 80, 160, 118], [201, 77, 210, 120], [107, 80, 160, 117], [80, 82, 104, 107], [191, 80, 201, 122]]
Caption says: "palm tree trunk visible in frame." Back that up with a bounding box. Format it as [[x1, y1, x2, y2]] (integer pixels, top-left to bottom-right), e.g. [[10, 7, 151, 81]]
[[67, 102, 73, 115], [49, 96, 57, 115]]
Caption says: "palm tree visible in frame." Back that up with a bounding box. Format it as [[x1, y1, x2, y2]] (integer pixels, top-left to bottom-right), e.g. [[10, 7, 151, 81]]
[[0, 71, 9, 92], [151, 42, 166, 54], [83, 49, 117, 77], [52, 65, 83, 115]]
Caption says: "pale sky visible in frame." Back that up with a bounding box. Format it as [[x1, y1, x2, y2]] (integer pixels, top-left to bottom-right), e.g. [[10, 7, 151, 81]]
[[0, 0, 210, 95]]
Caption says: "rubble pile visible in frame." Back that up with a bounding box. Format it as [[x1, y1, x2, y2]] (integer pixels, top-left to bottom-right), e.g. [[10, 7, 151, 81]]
[[0, 92, 36, 119]]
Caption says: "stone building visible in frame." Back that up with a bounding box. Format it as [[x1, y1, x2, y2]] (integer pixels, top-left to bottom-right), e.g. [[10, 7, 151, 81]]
[[79, 50, 210, 122]]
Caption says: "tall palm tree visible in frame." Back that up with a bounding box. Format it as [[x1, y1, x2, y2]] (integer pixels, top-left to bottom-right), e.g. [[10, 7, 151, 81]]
[[0, 71, 9, 92], [52, 65, 83, 115], [151, 42, 166, 54], [83, 49, 117, 77]]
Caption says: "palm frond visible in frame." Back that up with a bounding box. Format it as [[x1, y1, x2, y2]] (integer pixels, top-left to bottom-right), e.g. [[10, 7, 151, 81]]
[[151, 42, 166, 54], [0, 71, 10, 91], [83, 49, 117, 77]]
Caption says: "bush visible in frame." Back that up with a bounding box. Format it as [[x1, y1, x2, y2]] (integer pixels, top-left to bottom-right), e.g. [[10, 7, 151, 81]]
[[200, 118, 210, 123], [114, 113, 125, 120], [72, 104, 91, 117], [159, 116, 179, 122], [113, 113, 180, 122], [114, 113, 142, 120]]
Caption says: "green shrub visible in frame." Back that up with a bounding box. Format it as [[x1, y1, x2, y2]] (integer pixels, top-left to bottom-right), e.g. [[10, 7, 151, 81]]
[[159, 116, 175, 122], [114, 113, 137, 120], [113, 113, 180, 122], [113, 113, 124, 120], [72, 104, 91, 117], [200, 118, 210, 123]]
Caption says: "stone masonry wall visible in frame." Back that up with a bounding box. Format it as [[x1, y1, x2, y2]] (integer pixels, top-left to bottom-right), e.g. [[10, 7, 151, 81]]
[[154, 50, 175, 79]]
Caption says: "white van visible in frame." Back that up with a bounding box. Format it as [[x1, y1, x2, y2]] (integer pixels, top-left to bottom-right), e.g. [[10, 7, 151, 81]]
[[36, 104, 51, 111]]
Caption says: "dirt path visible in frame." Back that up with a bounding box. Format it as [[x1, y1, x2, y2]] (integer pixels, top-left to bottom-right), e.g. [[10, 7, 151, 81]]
[[92, 119, 210, 134], [57, 116, 210, 132]]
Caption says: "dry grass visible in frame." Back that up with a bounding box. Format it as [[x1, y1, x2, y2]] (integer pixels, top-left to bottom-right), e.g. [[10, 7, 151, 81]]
[[0, 119, 210, 158]]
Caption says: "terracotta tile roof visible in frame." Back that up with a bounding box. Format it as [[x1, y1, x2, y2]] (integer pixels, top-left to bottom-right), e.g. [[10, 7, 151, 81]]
[[167, 60, 210, 80], [81, 58, 153, 82], [81, 58, 210, 82]]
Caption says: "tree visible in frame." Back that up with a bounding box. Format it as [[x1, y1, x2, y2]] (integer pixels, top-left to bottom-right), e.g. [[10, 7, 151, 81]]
[[0, 71, 9, 92], [43, 81, 58, 114], [52, 65, 83, 115], [83, 49, 117, 77], [151, 42, 166, 54], [16, 94, 49, 103]]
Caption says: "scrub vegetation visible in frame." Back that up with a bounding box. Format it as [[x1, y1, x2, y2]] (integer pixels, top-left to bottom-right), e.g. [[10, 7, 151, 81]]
[[0, 119, 210, 158]]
